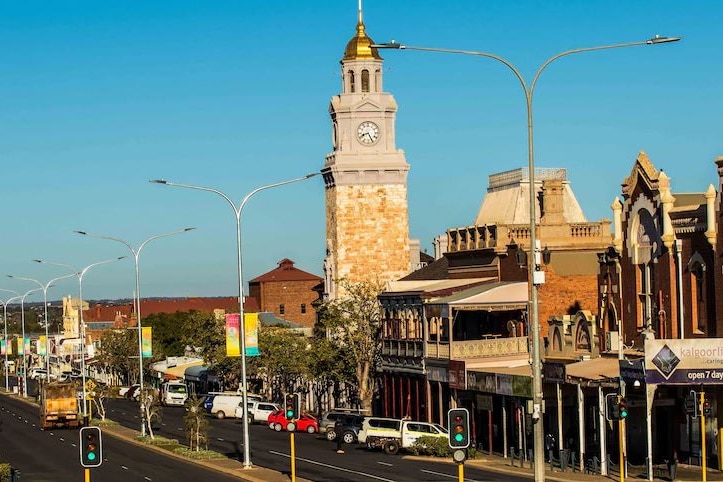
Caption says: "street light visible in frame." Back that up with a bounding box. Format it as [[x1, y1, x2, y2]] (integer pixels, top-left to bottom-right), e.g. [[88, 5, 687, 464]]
[[7, 274, 76, 377], [0, 289, 20, 391], [374, 34, 680, 481], [17, 287, 42, 397], [35, 257, 126, 423], [74, 227, 196, 436], [151, 171, 320, 467]]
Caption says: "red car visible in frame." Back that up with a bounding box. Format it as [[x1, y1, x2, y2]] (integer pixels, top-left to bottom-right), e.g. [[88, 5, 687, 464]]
[[267, 410, 319, 434]]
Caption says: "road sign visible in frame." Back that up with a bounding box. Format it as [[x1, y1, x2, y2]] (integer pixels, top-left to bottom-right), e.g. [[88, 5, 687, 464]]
[[85, 379, 96, 392]]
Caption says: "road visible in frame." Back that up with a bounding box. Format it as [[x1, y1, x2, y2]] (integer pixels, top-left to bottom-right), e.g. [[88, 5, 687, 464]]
[[0, 394, 241, 482], [106, 398, 529, 482]]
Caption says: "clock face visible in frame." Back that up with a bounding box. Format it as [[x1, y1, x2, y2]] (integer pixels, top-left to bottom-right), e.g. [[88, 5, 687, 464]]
[[357, 121, 380, 145]]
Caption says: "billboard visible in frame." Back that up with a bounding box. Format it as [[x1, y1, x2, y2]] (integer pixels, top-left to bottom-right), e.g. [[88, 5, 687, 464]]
[[645, 338, 723, 384]]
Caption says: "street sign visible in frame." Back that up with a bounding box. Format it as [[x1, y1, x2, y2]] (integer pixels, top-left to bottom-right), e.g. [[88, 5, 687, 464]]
[[85, 379, 96, 392]]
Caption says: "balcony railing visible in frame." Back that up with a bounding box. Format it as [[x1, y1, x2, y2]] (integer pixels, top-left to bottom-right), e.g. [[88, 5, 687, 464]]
[[451, 337, 529, 359]]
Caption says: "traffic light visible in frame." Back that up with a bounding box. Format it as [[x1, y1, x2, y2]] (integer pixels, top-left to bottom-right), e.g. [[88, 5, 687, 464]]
[[685, 390, 698, 418], [618, 397, 628, 419], [79, 426, 103, 468], [703, 398, 712, 416], [605, 393, 620, 421], [285, 393, 300, 420], [447, 408, 470, 449]]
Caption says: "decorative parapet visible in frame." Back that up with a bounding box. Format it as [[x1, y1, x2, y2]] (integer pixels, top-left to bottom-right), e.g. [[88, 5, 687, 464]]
[[451, 337, 529, 359], [447, 220, 612, 253]]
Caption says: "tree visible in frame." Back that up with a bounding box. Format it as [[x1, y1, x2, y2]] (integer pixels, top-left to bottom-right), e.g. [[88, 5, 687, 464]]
[[184, 394, 210, 451], [97, 329, 138, 385], [316, 279, 384, 413], [305, 336, 354, 415], [252, 326, 310, 401], [143, 311, 190, 358]]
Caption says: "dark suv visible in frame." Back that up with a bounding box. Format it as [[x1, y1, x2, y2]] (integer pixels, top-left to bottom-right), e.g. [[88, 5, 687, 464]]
[[322, 412, 364, 444]]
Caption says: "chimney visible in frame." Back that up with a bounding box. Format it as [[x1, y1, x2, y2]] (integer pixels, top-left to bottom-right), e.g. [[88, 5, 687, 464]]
[[540, 179, 564, 225]]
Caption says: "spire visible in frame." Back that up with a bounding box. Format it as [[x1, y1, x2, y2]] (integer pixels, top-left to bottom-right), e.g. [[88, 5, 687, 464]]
[[343, 0, 382, 61]]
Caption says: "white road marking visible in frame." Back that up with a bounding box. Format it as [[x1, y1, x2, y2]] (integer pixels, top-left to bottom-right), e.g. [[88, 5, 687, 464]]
[[377, 461, 394, 466], [269, 450, 396, 482], [420, 468, 485, 482]]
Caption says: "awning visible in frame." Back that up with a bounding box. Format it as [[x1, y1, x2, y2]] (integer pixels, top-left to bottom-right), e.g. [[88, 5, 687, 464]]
[[565, 357, 620, 381], [184, 364, 219, 383], [166, 359, 203, 379], [428, 281, 529, 313]]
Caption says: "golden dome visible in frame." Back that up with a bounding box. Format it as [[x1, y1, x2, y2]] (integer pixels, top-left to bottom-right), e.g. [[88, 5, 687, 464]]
[[343, 21, 382, 61]]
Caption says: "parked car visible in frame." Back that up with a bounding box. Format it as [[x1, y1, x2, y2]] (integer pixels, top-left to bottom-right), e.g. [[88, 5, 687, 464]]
[[234, 400, 279, 424], [121, 384, 141, 400], [319, 410, 366, 435], [208, 392, 264, 419], [358, 417, 403, 445], [363, 419, 448, 455], [267, 411, 319, 433], [322, 412, 365, 443]]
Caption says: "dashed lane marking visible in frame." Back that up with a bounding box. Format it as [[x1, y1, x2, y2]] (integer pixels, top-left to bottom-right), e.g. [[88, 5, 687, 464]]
[[269, 450, 396, 482]]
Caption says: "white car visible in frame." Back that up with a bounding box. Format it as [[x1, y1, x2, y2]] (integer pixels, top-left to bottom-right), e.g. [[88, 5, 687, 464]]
[[234, 400, 279, 424], [29, 368, 55, 380]]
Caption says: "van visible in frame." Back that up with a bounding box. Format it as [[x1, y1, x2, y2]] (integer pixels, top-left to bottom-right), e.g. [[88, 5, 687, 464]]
[[159, 381, 188, 407], [210, 392, 263, 419]]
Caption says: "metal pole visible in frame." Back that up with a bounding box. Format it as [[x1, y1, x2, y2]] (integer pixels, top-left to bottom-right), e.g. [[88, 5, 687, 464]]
[[0, 290, 21, 392], [151, 172, 319, 467], [19, 288, 41, 397], [75, 228, 195, 436], [701, 391, 707, 482]]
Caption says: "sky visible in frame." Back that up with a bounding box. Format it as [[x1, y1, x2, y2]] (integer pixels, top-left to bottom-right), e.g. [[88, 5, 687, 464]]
[[0, 1, 720, 301]]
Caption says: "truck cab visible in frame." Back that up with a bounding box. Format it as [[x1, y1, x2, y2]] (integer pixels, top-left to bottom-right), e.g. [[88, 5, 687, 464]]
[[159, 381, 188, 407]]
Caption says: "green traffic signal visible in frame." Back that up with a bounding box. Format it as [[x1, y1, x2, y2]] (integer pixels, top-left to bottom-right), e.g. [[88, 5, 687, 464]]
[[79, 426, 103, 468]]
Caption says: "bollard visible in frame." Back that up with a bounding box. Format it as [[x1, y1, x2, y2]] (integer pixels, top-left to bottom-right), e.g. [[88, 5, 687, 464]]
[[559, 449, 569, 471]]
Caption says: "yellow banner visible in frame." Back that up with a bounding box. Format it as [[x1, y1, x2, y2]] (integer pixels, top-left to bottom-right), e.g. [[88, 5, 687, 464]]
[[17, 338, 23, 356], [244, 313, 259, 357], [226, 313, 241, 357], [141, 327, 152, 358], [38, 336, 47, 356]]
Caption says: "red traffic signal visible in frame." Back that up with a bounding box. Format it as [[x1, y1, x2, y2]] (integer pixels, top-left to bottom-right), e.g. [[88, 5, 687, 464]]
[[79, 426, 103, 468], [447, 408, 470, 449]]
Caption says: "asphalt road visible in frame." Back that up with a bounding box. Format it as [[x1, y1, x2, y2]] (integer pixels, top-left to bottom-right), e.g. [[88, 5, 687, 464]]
[[0, 395, 241, 482], [106, 398, 530, 482]]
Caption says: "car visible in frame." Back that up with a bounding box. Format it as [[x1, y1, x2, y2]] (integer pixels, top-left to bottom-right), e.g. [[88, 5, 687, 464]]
[[234, 400, 279, 424], [29, 368, 47, 380], [319, 410, 367, 435], [322, 412, 364, 443], [267, 411, 319, 434], [122, 384, 141, 400]]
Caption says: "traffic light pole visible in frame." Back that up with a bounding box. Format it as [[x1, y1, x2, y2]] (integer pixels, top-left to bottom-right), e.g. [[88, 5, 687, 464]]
[[617, 395, 624, 482], [700, 391, 707, 482], [290, 431, 296, 482], [457, 462, 464, 482], [85, 468, 90, 482]]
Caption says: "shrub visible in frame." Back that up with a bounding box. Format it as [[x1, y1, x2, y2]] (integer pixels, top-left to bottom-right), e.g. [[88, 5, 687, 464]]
[[0, 463, 10, 482], [409, 436, 453, 457]]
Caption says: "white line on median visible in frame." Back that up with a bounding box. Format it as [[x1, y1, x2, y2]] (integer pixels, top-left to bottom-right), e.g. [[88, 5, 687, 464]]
[[420, 468, 486, 482], [269, 450, 396, 482]]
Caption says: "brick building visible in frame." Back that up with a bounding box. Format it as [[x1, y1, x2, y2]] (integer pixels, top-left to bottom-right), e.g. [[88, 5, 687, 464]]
[[248, 259, 323, 328]]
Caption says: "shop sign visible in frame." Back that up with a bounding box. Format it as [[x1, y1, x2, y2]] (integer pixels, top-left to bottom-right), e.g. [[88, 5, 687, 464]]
[[645, 338, 723, 385], [448, 360, 466, 390], [543, 362, 566, 383], [467, 371, 496, 393]]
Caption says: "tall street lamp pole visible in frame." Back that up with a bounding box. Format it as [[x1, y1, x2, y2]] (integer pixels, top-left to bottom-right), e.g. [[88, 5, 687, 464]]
[[74, 227, 196, 436], [0, 289, 20, 391], [151, 172, 320, 467], [374, 34, 680, 481], [18, 287, 42, 397], [35, 257, 125, 423], [7, 274, 76, 377]]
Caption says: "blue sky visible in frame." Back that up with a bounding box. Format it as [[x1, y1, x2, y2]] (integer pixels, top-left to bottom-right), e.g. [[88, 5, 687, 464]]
[[0, 1, 720, 301]]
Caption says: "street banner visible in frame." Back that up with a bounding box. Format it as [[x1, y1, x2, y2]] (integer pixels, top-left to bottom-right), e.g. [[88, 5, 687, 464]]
[[225, 313, 241, 357], [645, 338, 723, 384], [24, 337, 30, 355], [17, 338, 23, 355], [5, 340, 11, 356], [0, 340, 4, 356], [141, 327, 152, 358], [244, 313, 259, 357], [38, 336, 47, 356]]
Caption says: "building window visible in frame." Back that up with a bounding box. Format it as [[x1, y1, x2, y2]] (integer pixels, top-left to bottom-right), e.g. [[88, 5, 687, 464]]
[[301, 303, 306, 314], [279, 304, 285, 315], [361, 69, 370, 92], [348, 70, 355, 93], [690, 261, 706, 333]]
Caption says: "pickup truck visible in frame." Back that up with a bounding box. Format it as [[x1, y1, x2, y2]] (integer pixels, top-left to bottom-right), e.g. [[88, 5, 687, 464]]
[[359, 418, 448, 455]]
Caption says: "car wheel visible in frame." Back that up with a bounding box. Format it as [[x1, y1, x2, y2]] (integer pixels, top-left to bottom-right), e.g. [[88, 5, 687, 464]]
[[268, 422, 276, 430], [216, 411, 226, 420], [274, 422, 283, 432], [306, 425, 317, 434], [383, 440, 400, 455], [326, 429, 336, 441], [342, 431, 356, 444]]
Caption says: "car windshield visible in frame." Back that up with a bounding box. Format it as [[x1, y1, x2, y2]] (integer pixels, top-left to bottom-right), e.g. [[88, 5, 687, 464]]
[[433, 424, 448, 434]]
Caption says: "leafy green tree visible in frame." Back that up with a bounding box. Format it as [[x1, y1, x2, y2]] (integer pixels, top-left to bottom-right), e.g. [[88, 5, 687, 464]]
[[143, 311, 189, 358], [316, 280, 384, 413], [97, 329, 138, 385], [305, 336, 354, 415], [181, 310, 242, 389], [252, 326, 309, 401]]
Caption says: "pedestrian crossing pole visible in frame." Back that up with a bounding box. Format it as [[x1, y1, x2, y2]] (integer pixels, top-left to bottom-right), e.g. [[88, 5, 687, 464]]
[[700, 391, 707, 482]]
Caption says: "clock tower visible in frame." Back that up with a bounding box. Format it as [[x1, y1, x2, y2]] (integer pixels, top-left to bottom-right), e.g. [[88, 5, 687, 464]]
[[322, 8, 410, 299]]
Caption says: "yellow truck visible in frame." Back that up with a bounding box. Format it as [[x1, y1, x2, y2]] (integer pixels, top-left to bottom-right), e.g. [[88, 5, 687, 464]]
[[39, 382, 80, 429]]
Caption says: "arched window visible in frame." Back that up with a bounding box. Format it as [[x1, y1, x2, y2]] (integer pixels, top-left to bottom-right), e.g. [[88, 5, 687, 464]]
[[361, 69, 370, 92], [348, 70, 356, 93]]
